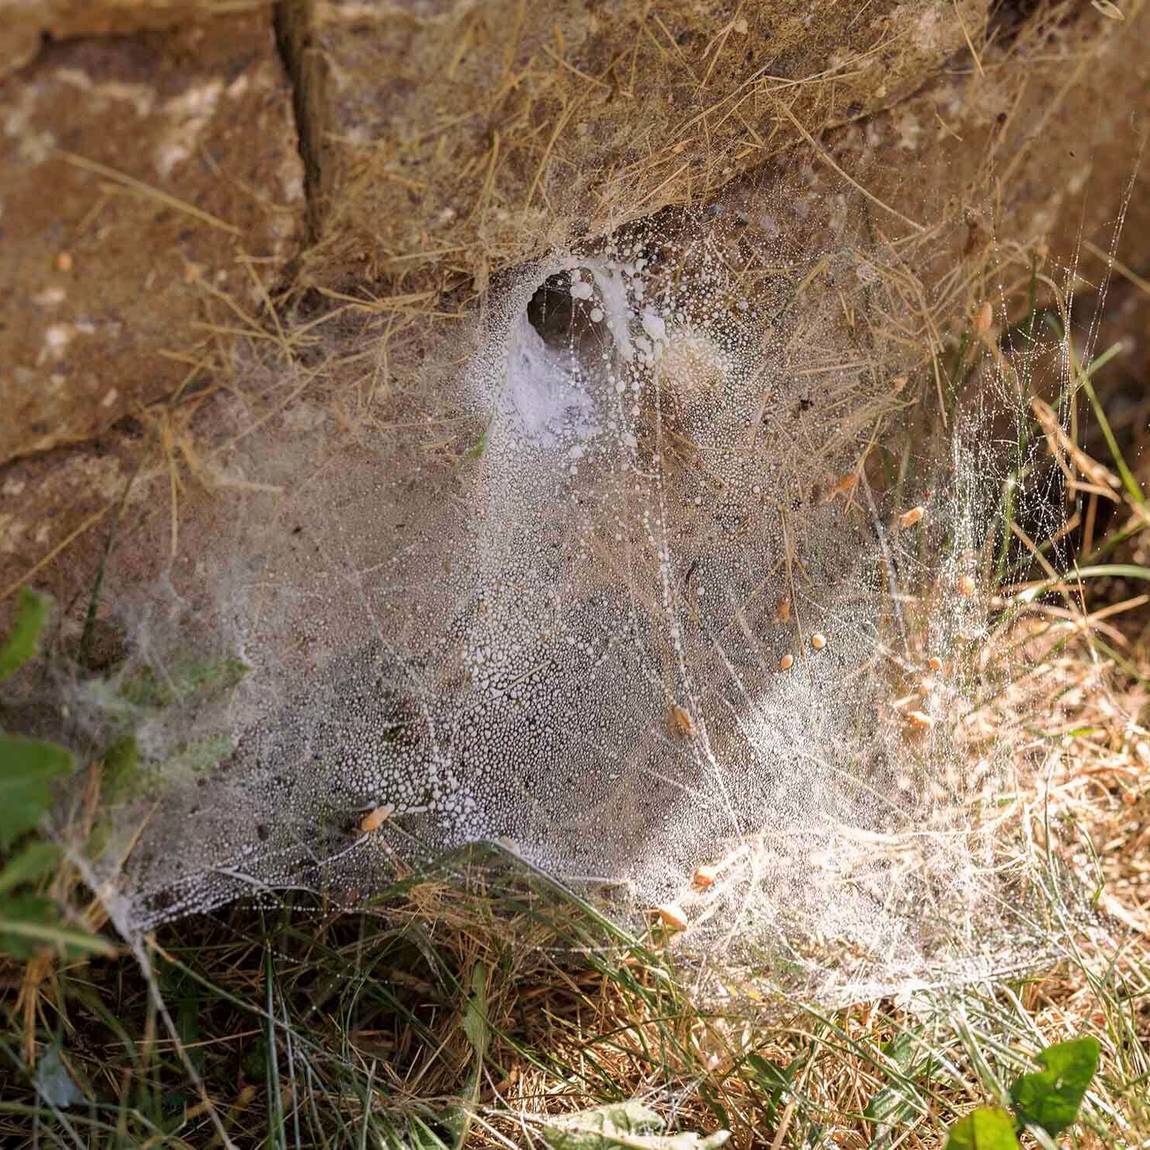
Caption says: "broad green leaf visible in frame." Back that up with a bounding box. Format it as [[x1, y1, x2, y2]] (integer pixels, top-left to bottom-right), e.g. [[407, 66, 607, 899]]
[[172, 655, 249, 699], [164, 734, 233, 779], [0, 587, 48, 682], [1009, 1037, 1100, 1138], [544, 1101, 662, 1149], [455, 960, 490, 1146], [946, 1108, 1019, 1150], [745, 1050, 807, 1117], [866, 1080, 927, 1129], [0, 737, 73, 849], [0, 839, 60, 894]]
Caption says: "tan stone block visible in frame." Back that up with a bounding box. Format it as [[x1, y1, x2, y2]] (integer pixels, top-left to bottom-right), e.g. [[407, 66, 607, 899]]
[[0, 8, 305, 464], [1, 1, 226, 82], [828, 1, 1150, 283]]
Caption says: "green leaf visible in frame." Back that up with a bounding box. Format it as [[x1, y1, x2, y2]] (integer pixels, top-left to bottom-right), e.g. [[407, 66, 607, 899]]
[[1009, 1037, 1100, 1138], [865, 1032, 930, 1129], [0, 737, 73, 849], [163, 734, 234, 779], [407, 1116, 454, 1149], [119, 655, 249, 710], [176, 655, 249, 699], [100, 734, 142, 805], [461, 961, 489, 1063], [745, 1051, 807, 1120], [545, 1101, 662, 1149], [464, 429, 488, 461], [542, 1101, 730, 1150], [866, 1080, 927, 1129], [0, 840, 60, 894], [0, 894, 114, 958], [0, 587, 49, 682], [946, 1108, 1020, 1150]]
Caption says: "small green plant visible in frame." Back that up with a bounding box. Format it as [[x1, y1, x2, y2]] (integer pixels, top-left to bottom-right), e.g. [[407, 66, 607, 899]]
[[945, 1038, 1100, 1150], [0, 588, 112, 957], [117, 653, 249, 710]]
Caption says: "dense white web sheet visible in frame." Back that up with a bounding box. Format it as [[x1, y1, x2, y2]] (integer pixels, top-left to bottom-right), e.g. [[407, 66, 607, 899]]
[[85, 207, 1080, 1001]]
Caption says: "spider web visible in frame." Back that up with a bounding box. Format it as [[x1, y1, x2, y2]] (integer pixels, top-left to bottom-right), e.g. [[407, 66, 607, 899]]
[[81, 196, 1100, 1003]]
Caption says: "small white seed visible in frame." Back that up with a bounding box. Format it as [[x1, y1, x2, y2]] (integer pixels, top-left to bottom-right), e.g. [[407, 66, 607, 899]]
[[810, 632, 827, 651], [692, 864, 718, 889], [906, 710, 935, 730], [654, 903, 689, 931]]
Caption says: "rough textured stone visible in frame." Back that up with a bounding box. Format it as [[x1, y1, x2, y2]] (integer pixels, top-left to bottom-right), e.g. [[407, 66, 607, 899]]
[[285, 0, 987, 289], [0, 438, 140, 629], [835, 0, 1150, 285], [0, 7, 305, 464], [0, 1, 257, 82], [4, 0, 1150, 624]]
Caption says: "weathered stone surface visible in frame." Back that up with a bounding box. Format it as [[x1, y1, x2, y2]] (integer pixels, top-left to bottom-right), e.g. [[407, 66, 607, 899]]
[[5, 0, 1150, 625], [1, 1, 249, 82], [834, 0, 1150, 284], [286, 0, 987, 289], [0, 438, 140, 627], [0, 7, 305, 464]]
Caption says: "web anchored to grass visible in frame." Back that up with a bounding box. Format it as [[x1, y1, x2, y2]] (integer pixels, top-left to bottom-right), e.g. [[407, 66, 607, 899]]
[[46, 193, 1116, 1007]]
